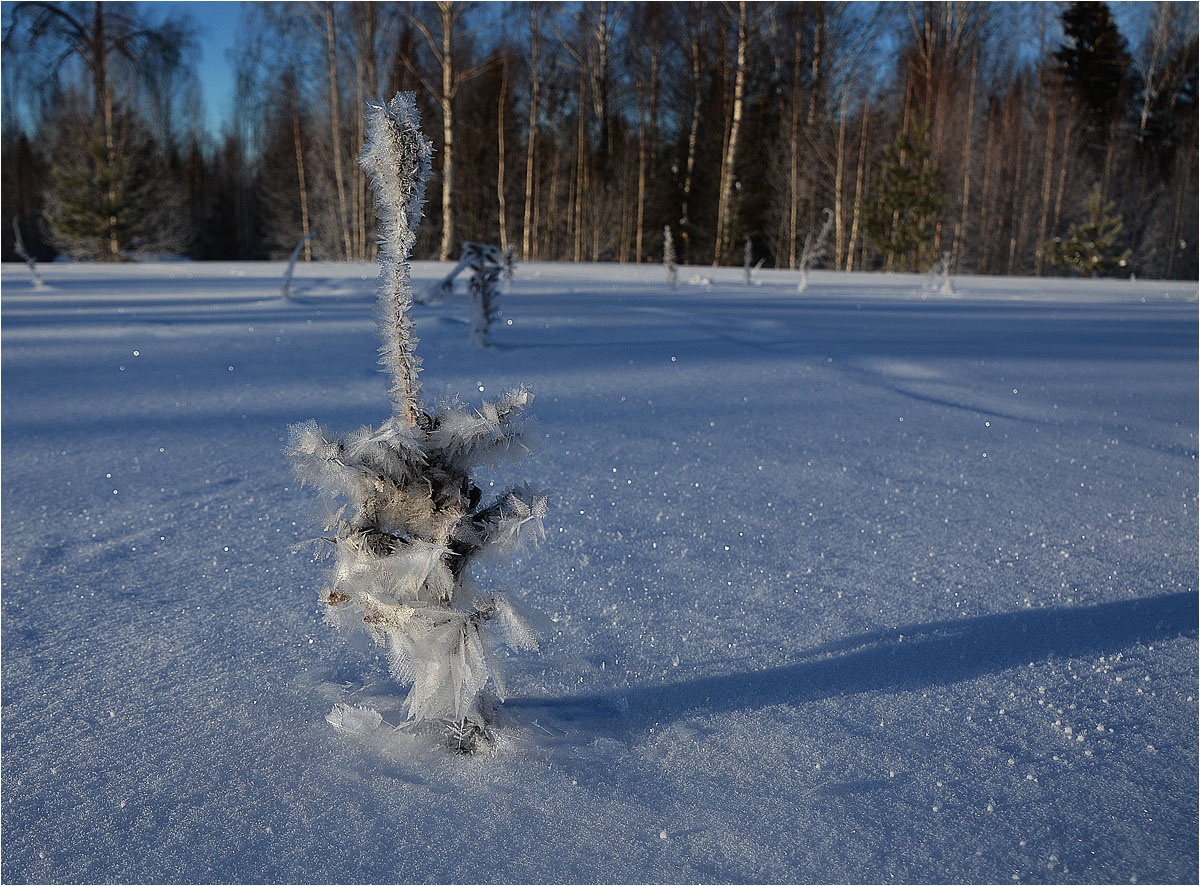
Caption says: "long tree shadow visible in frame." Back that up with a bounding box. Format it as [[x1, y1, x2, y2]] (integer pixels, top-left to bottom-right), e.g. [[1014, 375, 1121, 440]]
[[510, 591, 1198, 738]]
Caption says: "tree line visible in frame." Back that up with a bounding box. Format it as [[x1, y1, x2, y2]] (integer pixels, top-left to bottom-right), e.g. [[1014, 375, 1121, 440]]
[[2, 1, 1196, 278]]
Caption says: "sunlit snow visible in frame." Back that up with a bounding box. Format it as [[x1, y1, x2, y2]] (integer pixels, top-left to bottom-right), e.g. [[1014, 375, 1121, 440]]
[[2, 261, 1196, 883]]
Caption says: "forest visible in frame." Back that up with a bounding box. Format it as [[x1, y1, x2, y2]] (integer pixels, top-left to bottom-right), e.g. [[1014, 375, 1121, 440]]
[[1, 1, 1196, 278]]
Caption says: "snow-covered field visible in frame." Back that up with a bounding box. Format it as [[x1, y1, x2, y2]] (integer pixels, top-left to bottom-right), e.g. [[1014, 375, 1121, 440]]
[[2, 260, 1197, 884]]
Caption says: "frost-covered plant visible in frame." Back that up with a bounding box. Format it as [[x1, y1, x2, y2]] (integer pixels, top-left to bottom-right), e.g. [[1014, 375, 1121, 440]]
[[287, 93, 547, 754], [925, 251, 955, 295], [282, 231, 315, 300], [663, 225, 677, 288], [469, 260, 503, 347], [428, 242, 513, 346], [743, 235, 753, 284], [798, 208, 833, 293], [12, 218, 46, 290]]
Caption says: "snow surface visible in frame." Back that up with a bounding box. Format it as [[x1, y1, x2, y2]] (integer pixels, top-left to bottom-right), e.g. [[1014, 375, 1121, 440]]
[[2, 260, 1197, 884]]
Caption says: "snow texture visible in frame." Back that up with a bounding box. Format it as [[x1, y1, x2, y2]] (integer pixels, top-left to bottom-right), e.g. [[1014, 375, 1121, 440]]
[[1, 258, 1197, 883]]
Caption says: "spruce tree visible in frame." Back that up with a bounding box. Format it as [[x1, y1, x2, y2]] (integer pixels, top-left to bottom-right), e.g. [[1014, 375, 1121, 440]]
[[864, 121, 945, 272], [1043, 185, 1131, 277], [1055, 1, 1133, 153]]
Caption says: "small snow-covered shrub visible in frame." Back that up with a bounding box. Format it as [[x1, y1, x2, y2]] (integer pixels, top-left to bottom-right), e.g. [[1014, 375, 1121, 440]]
[[287, 94, 547, 754], [798, 208, 833, 293], [663, 225, 677, 288], [428, 242, 514, 347]]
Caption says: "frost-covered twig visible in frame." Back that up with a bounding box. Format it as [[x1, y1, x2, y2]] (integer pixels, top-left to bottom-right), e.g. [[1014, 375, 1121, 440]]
[[798, 208, 833, 293], [743, 235, 753, 284], [282, 231, 316, 300], [924, 251, 955, 295], [663, 225, 677, 288], [428, 242, 513, 347], [360, 93, 433, 426], [12, 217, 46, 290], [288, 93, 548, 754]]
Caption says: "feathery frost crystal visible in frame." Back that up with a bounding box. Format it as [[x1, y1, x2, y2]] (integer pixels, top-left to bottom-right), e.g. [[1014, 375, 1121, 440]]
[[663, 226, 677, 288], [798, 208, 834, 293], [287, 93, 547, 753]]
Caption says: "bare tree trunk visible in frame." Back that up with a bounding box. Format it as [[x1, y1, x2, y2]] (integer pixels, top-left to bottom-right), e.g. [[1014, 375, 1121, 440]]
[[573, 64, 586, 263], [681, 23, 702, 264], [521, 6, 540, 260], [1052, 125, 1072, 236], [977, 103, 996, 273], [787, 17, 802, 269], [325, 1, 351, 261], [951, 53, 977, 269], [91, 4, 119, 260], [292, 98, 312, 262], [497, 54, 509, 254], [635, 86, 647, 262], [1007, 128, 1028, 274], [1034, 104, 1057, 276], [1138, 4, 1170, 141], [804, 6, 826, 238], [438, 10, 456, 260], [834, 88, 847, 268], [354, 52, 364, 260], [846, 96, 870, 271], [714, 0, 747, 265]]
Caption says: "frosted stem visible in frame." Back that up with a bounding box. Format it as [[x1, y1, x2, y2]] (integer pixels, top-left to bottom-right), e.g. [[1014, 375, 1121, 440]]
[[359, 93, 434, 426]]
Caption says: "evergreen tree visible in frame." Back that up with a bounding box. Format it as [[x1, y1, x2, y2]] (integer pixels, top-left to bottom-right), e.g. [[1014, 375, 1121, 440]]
[[1055, 2, 1133, 152], [42, 106, 191, 259], [1043, 185, 1131, 277], [3, 1, 195, 259], [863, 120, 946, 272]]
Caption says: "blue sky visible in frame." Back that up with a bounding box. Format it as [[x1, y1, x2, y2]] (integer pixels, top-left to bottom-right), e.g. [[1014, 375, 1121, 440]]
[[159, 1, 244, 138]]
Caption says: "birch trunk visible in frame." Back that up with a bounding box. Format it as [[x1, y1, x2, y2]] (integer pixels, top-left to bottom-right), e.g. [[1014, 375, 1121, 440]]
[[1034, 105, 1057, 276], [681, 24, 702, 264], [714, 0, 747, 266], [438, 9, 456, 261], [951, 54, 977, 269], [787, 18, 802, 268], [834, 89, 847, 268], [325, 1, 351, 261], [292, 98, 312, 262], [497, 55, 509, 254], [521, 7, 540, 260], [846, 96, 869, 271]]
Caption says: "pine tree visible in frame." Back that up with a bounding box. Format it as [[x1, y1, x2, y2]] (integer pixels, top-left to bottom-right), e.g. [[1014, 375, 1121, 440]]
[[42, 107, 191, 260], [1043, 185, 1131, 277], [864, 120, 946, 272], [288, 94, 546, 753]]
